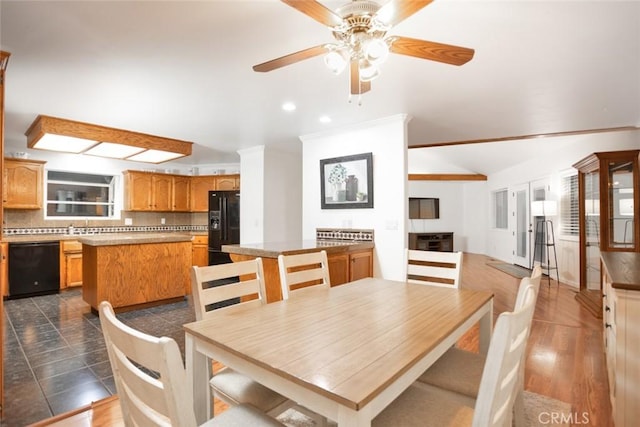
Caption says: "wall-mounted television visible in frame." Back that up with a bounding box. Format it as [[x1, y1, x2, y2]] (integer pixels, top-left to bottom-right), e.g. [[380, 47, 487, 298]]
[[409, 198, 440, 219]]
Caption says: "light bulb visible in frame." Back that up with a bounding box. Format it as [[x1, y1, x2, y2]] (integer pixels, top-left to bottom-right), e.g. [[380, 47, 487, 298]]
[[324, 51, 347, 75]]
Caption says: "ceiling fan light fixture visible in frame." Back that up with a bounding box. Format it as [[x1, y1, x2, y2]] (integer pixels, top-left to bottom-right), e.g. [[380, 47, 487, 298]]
[[359, 60, 379, 82], [324, 50, 348, 75], [364, 38, 389, 64]]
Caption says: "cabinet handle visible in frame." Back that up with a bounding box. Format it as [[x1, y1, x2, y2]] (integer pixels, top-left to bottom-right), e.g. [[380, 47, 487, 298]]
[[605, 323, 613, 329], [605, 306, 611, 312]]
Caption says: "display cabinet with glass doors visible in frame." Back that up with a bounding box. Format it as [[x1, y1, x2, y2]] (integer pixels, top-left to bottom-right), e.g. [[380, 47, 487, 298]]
[[573, 150, 639, 307]]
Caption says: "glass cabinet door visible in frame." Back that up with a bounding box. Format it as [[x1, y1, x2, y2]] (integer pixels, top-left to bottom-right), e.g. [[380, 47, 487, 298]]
[[608, 160, 635, 248], [584, 170, 600, 289]]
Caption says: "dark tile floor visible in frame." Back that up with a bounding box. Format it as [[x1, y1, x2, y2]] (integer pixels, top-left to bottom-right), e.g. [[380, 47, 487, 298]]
[[2, 289, 195, 426]]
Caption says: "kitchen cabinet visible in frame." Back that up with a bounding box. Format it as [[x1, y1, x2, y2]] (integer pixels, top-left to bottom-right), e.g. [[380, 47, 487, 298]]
[[0, 242, 7, 297], [192, 235, 209, 267], [601, 252, 640, 427], [190, 176, 216, 212], [126, 171, 239, 212], [172, 175, 191, 212], [327, 249, 374, 286], [3, 158, 45, 209], [124, 171, 188, 212], [215, 175, 240, 191], [60, 240, 82, 289]]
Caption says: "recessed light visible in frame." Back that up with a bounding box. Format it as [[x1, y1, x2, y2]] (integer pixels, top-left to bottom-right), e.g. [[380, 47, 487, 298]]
[[319, 116, 331, 123], [282, 102, 296, 112]]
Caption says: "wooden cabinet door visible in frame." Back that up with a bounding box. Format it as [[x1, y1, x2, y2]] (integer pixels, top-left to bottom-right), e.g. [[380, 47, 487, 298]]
[[152, 174, 172, 211], [192, 236, 209, 267], [65, 253, 83, 287], [350, 250, 373, 282], [3, 159, 44, 209], [190, 176, 216, 212], [172, 175, 191, 212], [216, 175, 238, 190], [125, 171, 153, 211], [327, 253, 350, 286], [0, 242, 7, 297]]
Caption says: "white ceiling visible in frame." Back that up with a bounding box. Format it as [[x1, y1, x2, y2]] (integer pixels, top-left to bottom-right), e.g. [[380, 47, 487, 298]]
[[1, 1, 639, 170]]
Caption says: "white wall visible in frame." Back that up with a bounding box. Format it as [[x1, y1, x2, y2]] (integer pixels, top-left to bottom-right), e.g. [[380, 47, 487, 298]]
[[239, 145, 302, 245], [263, 147, 302, 243], [238, 146, 265, 244], [301, 115, 410, 280]]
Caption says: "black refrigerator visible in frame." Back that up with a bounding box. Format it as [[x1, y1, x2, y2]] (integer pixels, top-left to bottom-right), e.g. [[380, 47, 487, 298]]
[[208, 190, 240, 265]]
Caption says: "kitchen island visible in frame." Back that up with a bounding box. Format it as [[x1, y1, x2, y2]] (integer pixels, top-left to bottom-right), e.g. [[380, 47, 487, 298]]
[[222, 239, 374, 302], [79, 233, 193, 311]]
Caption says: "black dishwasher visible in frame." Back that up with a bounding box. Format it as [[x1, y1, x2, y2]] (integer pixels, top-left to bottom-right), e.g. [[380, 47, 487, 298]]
[[8, 241, 61, 299]]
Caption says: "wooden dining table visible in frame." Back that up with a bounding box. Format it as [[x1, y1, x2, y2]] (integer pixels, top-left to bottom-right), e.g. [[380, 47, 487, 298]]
[[183, 277, 494, 427]]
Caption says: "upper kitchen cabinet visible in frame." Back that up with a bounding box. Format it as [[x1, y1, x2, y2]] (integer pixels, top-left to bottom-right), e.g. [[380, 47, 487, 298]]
[[190, 176, 216, 212], [215, 175, 240, 191], [190, 174, 239, 212], [172, 175, 191, 212], [3, 158, 46, 209]]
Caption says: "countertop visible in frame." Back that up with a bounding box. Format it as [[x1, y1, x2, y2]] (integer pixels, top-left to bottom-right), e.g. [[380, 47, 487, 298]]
[[221, 240, 374, 258], [78, 233, 194, 246], [601, 252, 640, 291], [2, 231, 206, 244]]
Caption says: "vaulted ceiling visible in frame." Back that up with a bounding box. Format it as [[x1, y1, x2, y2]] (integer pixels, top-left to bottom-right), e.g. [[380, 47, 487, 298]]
[[2, 1, 639, 168]]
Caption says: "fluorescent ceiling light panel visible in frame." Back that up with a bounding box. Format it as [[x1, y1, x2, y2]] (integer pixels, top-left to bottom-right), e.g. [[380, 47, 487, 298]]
[[84, 142, 146, 159], [32, 134, 98, 153], [127, 149, 184, 164], [25, 115, 193, 164]]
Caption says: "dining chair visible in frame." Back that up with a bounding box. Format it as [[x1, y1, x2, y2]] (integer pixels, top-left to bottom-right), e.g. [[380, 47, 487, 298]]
[[406, 249, 464, 288], [98, 301, 285, 427], [191, 259, 291, 417], [278, 250, 331, 300], [414, 265, 543, 426], [372, 283, 538, 427]]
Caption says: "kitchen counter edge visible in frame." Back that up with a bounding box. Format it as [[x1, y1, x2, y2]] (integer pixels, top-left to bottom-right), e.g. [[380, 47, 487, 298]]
[[222, 240, 374, 258]]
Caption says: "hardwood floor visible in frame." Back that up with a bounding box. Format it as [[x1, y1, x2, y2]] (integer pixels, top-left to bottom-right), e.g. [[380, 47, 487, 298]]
[[34, 253, 612, 426]]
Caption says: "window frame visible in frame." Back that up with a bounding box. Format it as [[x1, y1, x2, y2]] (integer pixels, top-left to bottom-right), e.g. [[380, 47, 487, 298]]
[[493, 189, 509, 230], [44, 170, 119, 220]]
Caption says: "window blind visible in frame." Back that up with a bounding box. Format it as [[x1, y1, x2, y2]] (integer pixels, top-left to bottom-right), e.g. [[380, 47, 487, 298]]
[[561, 173, 579, 236]]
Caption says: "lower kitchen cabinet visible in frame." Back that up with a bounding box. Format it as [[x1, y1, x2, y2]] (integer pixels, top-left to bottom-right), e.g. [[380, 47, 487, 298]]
[[328, 249, 374, 286], [192, 235, 209, 268], [60, 240, 83, 289]]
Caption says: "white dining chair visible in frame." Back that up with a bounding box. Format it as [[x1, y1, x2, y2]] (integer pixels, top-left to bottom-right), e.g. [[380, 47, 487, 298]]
[[406, 249, 463, 288], [278, 250, 331, 300], [372, 283, 538, 427], [98, 301, 285, 427], [191, 259, 291, 417], [414, 265, 543, 426]]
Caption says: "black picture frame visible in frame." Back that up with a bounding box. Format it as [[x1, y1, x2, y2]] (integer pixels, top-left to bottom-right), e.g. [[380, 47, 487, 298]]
[[320, 152, 373, 209]]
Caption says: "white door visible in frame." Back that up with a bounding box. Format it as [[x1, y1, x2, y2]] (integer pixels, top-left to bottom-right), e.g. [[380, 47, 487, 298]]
[[511, 183, 531, 268]]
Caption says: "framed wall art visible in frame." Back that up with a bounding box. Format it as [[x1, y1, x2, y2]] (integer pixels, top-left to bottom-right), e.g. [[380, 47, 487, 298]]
[[320, 152, 373, 209]]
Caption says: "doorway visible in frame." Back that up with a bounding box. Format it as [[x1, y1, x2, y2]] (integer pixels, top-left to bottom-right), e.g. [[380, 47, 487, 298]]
[[511, 183, 531, 268]]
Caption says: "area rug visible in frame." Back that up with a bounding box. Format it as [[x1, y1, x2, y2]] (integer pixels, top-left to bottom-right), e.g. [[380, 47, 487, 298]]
[[487, 262, 533, 279], [276, 390, 571, 427]]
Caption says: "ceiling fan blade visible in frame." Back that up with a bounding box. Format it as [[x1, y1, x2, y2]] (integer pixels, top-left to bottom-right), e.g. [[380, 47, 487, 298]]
[[281, 0, 343, 28], [376, 0, 434, 27], [389, 36, 475, 66], [253, 45, 329, 72], [350, 60, 371, 95]]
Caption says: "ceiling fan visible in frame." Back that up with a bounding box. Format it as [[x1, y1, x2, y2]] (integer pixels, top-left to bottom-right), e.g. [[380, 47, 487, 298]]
[[253, 0, 475, 96]]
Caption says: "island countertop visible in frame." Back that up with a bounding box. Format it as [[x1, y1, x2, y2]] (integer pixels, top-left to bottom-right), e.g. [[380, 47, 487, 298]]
[[78, 232, 194, 246], [601, 252, 640, 291], [222, 240, 375, 258]]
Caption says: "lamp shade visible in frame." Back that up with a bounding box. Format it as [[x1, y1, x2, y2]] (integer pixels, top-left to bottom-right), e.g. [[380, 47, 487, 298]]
[[531, 200, 557, 216]]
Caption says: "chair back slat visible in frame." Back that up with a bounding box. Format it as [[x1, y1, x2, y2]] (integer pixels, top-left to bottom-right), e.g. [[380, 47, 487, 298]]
[[406, 249, 463, 288], [99, 301, 197, 427], [191, 258, 267, 321], [278, 251, 330, 300], [472, 284, 537, 427]]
